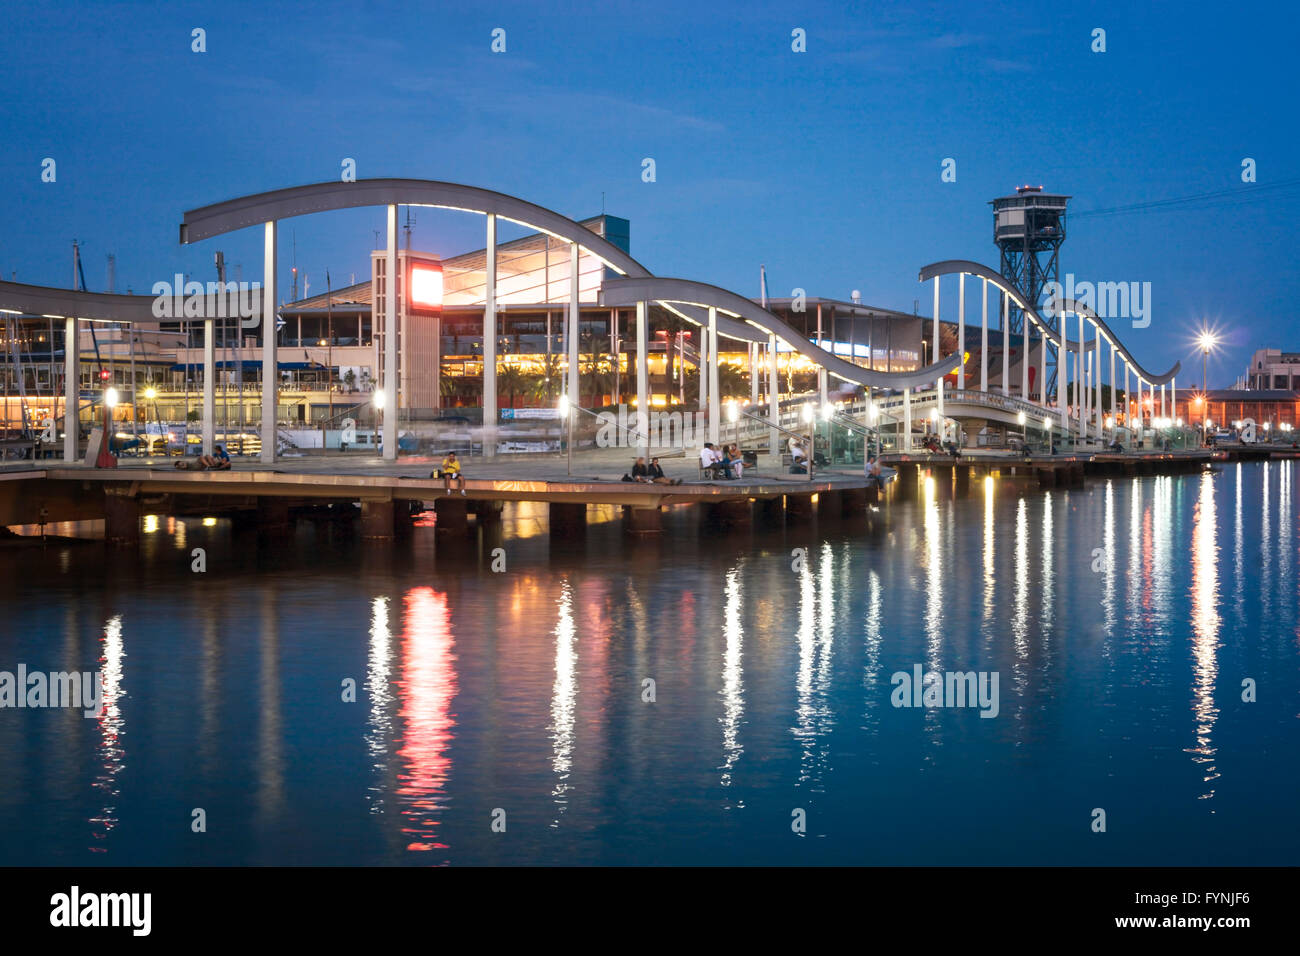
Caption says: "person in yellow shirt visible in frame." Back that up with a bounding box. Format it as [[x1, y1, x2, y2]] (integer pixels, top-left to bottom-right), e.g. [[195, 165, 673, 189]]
[[439, 451, 465, 496]]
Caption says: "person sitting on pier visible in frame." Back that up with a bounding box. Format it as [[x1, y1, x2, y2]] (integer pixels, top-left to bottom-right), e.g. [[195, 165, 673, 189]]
[[647, 457, 681, 485], [726, 444, 745, 479], [865, 455, 884, 488], [700, 442, 729, 479], [198, 444, 231, 470], [438, 451, 466, 496], [631, 456, 679, 485]]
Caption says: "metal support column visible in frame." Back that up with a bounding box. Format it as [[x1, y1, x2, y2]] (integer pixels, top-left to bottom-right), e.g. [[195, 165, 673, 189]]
[[636, 300, 648, 456], [1021, 310, 1029, 401], [980, 277, 988, 394], [1001, 289, 1009, 396], [568, 242, 579, 407], [903, 386, 912, 453], [382, 207, 397, 460], [708, 306, 720, 445], [1058, 322, 1068, 434], [768, 333, 779, 455], [261, 220, 278, 464], [203, 317, 215, 455], [63, 317, 76, 461], [957, 272, 965, 390], [484, 213, 497, 457], [932, 278, 940, 364]]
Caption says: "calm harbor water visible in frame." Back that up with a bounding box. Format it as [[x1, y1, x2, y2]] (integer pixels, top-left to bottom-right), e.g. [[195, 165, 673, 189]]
[[0, 461, 1296, 866]]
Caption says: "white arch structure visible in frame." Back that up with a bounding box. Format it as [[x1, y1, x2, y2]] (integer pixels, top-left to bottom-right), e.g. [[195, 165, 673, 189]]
[[919, 260, 1180, 442], [600, 274, 961, 453], [180, 179, 963, 461], [3, 182, 1183, 464]]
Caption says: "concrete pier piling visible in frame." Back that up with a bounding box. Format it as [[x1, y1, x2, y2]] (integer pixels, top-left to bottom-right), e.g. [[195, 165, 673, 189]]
[[786, 494, 816, 522], [623, 505, 663, 534], [103, 487, 140, 547], [549, 501, 587, 537], [432, 496, 469, 534]]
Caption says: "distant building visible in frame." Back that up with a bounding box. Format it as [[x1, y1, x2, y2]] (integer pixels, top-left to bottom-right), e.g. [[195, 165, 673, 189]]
[[1175, 388, 1299, 430], [1245, 348, 1300, 390]]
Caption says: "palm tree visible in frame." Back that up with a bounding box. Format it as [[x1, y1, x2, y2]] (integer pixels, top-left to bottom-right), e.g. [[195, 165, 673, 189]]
[[496, 363, 527, 409], [526, 354, 564, 406]]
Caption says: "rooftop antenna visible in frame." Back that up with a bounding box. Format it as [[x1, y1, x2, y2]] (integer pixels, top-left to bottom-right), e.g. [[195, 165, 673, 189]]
[[106, 254, 116, 293], [759, 264, 768, 308], [291, 230, 298, 302], [404, 206, 415, 250], [373, 228, 381, 250], [601, 191, 606, 216]]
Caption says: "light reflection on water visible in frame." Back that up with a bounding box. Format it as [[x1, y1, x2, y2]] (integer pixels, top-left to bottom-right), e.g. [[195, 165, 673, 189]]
[[0, 461, 1297, 865]]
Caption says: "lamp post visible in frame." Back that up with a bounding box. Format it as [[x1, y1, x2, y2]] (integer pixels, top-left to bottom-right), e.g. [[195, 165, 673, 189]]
[[373, 388, 385, 456], [802, 401, 815, 480], [558, 393, 572, 476], [1198, 329, 1217, 394], [97, 386, 120, 468], [143, 387, 157, 454]]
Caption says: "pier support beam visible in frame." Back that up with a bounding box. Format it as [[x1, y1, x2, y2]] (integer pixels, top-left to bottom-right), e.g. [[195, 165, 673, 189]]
[[706, 498, 752, 528], [840, 486, 868, 516], [817, 489, 842, 518], [786, 493, 815, 521], [898, 461, 920, 494], [623, 505, 662, 534], [954, 464, 971, 496], [103, 487, 140, 547], [472, 499, 503, 524], [549, 501, 587, 537], [755, 496, 785, 526], [433, 496, 469, 534], [361, 499, 396, 539], [257, 497, 291, 538]]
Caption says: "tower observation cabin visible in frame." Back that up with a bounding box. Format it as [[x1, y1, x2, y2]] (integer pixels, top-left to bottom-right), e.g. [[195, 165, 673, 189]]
[[990, 185, 1070, 336]]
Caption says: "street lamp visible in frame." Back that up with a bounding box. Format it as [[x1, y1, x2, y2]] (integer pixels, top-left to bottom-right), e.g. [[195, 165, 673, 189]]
[[95, 387, 121, 468], [373, 388, 385, 454], [1198, 329, 1217, 393]]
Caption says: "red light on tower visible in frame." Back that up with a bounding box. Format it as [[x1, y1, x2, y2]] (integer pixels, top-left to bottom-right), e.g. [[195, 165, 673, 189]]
[[99, 369, 111, 382]]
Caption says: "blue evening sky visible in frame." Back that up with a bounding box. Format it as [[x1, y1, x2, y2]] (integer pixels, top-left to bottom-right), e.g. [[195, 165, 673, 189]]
[[0, 0, 1294, 384]]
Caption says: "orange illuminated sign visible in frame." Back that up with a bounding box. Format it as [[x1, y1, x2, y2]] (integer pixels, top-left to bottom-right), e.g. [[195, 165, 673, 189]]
[[409, 262, 444, 310]]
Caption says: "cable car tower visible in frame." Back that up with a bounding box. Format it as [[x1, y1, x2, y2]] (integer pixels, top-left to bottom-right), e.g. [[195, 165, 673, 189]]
[[991, 185, 1069, 394]]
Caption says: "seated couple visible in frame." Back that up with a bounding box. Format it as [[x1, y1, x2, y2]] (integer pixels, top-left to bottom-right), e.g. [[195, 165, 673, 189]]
[[624, 456, 681, 484], [174, 445, 231, 470], [700, 442, 745, 479]]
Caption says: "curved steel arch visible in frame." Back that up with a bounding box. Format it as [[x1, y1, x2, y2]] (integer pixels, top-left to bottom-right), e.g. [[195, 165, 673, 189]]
[[1057, 297, 1180, 385], [919, 260, 1178, 383], [180, 178, 651, 278], [600, 275, 960, 390], [0, 279, 157, 323]]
